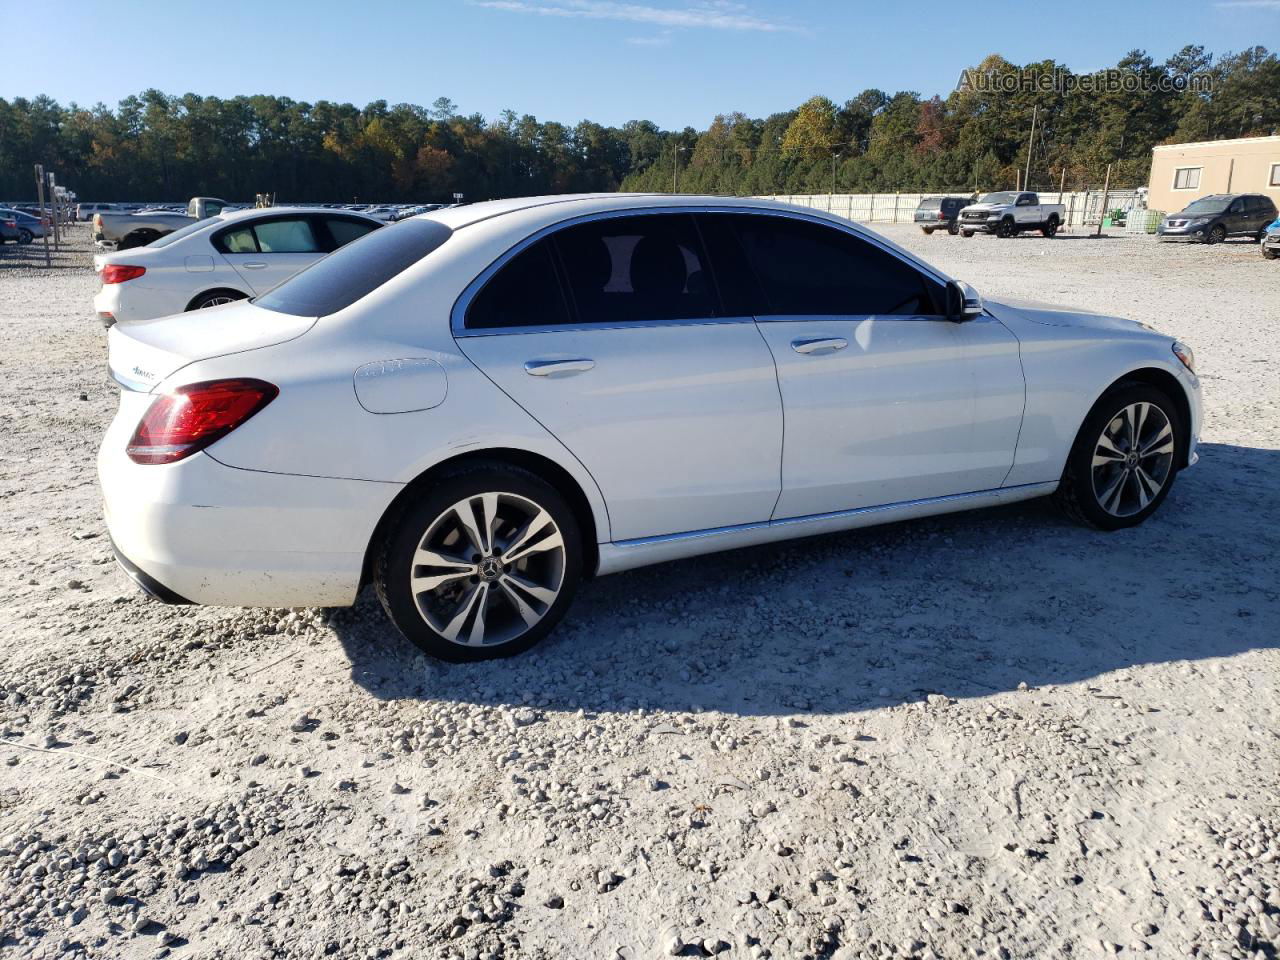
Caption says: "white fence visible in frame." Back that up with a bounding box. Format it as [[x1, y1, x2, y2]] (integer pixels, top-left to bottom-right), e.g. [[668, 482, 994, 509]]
[[757, 189, 1146, 230]]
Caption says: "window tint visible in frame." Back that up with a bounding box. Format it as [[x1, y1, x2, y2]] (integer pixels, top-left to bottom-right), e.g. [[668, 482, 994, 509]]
[[917, 198, 942, 210], [254, 218, 320, 253], [255, 219, 452, 317], [220, 227, 258, 254], [150, 219, 216, 249], [732, 215, 940, 317], [696, 213, 766, 317], [326, 217, 380, 248], [466, 239, 570, 329], [553, 214, 718, 325]]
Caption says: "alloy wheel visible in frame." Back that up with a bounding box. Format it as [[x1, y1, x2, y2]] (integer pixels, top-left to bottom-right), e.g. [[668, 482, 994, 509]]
[[199, 296, 237, 308], [1090, 402, 1176, 518], [409, 492, 566, 648]]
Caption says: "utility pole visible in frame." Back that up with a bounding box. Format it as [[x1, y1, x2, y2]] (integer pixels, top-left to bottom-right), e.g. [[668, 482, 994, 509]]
[[1023, 104, 1038, 193], [47, 171, 60, 249], [1095, 163, 1112, 238], [672, 145, 686, 193], [831, 151, 841, 197], [33, 164, 51, 267]]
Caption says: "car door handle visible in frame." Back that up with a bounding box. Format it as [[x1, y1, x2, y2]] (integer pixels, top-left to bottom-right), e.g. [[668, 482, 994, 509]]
[[523, 358, 595, 378], [791, 337, 848, 356], [242, 261, 267, 269]]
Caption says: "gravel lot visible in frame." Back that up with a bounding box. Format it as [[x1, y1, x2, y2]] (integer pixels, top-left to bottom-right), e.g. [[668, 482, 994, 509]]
[[1, 220, 1277, 960]]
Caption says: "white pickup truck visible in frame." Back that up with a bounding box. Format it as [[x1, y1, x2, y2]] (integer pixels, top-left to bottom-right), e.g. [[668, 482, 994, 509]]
[[958, 192, 1065, 238]]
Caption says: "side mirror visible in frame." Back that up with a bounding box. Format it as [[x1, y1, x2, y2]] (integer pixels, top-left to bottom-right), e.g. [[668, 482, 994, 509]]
[[945, 280, 983, 322]]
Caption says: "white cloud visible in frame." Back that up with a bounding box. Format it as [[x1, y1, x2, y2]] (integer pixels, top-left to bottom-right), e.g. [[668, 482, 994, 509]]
[[1215, 0, 1280, 7], [627, 33, 674, 45], [472, 0, 804, 34]]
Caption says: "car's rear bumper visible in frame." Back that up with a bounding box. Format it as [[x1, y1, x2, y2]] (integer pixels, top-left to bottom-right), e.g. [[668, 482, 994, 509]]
[[99, 401, 400, 607]]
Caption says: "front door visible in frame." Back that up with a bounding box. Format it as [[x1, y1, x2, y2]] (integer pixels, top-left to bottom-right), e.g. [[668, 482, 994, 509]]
[[702, 212, 1025, 520], [215, 215, 326, 295], [454, 213, 783, 542]]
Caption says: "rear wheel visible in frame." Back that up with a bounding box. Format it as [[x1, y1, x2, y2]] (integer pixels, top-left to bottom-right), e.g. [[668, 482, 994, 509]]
[[1040, 217, 1059, 238], [1055, 385, 1182, 530], [17, 228, 33, 245], [1263, 246, 1279, 260], [187, 290, 246, 311], [375, 463, 583, 661], [947, 220, 960, 235], [1205, 224, 1226, 245]]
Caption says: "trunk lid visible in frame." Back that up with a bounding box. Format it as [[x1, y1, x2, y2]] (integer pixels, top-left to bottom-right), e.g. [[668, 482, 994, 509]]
[[107, 300, 316, 392]]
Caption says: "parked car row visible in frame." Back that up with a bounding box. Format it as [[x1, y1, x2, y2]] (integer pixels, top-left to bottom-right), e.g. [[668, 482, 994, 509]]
[[0, 207, 49, 244]]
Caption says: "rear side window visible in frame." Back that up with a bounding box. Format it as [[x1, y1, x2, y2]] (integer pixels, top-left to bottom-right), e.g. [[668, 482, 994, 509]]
[[220, 227, 259, 253], [467, 240, 571, 329], [552, 214, 718, 325], [255, 219, 452, 317], [732, 215, 941, 316]]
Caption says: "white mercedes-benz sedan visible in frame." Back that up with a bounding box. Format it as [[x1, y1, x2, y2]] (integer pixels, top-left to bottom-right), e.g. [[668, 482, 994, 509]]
[[99, 194, 1201, 660], [91, 207, 382, 326]]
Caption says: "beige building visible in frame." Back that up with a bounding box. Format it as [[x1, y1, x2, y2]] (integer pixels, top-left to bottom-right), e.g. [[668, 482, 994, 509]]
[[1148, 134, 1280, 214]]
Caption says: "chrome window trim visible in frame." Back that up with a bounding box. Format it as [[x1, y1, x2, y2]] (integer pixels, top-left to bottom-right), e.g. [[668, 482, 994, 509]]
[[450, 204, 955, 337]]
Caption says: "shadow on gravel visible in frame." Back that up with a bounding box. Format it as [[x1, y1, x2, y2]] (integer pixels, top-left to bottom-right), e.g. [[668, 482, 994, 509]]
[[331, 442, 1279, 716]]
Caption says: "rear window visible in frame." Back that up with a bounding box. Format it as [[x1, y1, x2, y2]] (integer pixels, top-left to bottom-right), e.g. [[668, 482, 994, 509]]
[[149, 219, 214, 249], [255, 218, 452, 317], [917, 198, 942, 210]]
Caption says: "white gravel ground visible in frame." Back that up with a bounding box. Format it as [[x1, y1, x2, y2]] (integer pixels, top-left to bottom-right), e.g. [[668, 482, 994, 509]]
[[1, 221, 1277, 960]]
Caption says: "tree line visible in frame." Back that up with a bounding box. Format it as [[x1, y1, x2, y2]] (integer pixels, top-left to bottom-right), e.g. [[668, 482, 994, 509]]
[[1, 46, 1276, 203]]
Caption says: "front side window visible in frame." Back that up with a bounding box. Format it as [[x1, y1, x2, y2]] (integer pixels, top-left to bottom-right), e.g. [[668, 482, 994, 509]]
[[326, 217, 380, 248], [1017, 194, 1035, 206], [1173, 167, 1201, 190], [466, 239, 570, 329], [254, 218, 320, 253], [731, 215, 941, 317], [552, 214, 718, 325]]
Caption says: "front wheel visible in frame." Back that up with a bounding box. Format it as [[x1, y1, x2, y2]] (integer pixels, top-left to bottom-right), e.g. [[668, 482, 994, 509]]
[[1205, 224, 1226, 245], [1055, 385, 1183, 530], [921, 227, 934, 235], [375, 463, 583, 661], [995, 218, 1016, 238], [962, 230, 974, 238], [1263, 246, 1279, 260]]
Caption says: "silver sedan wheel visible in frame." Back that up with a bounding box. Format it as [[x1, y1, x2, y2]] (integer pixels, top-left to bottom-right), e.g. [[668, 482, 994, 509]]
[[409, 492, 565, 648], [1091, 402, 1176, 518], [199, 296, 236, 308]]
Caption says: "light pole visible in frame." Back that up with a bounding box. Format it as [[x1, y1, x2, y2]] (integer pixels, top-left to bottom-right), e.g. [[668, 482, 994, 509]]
[[672, 145, 687, 193], [831, 151, 841, 196]]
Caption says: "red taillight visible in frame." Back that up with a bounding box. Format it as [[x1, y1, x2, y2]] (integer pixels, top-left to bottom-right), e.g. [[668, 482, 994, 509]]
[[102, 264, 146, 284], [126, 378, 278, 465], [938, 211, 946, 219]]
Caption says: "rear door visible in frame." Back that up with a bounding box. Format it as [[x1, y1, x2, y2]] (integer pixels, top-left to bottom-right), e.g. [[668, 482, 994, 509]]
[[454, 212, 783, 542], [708, 212, 1025, 519], [214, 215, 327, 295]]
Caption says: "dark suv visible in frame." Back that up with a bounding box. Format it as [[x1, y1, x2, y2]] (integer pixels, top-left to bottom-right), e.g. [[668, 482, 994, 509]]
[[1157, 193, 1279, 244], [914, 196, 969, 235]]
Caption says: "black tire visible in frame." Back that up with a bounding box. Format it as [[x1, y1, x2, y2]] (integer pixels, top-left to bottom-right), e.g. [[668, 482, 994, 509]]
[[947, 220, 960, 235], [117, 229, 161, 251], [17, 228, 33, 245], [187, 289, 247, 311], [922, 227, 934, 235], [962, 230, 974, 238], [996, 218, 1016, 238], [1040, 217, 1059, 238], [1055, 384, 1184, 531], [1263, 246, 1279, 260], [1205, 224, 1226, 245], [1255, 229, 1267, 244], [374, 462, 583, 662]]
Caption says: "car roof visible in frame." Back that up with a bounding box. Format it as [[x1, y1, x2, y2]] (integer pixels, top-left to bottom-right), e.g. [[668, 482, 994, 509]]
[[413, 192, 856, 232], [213, 206, 382, 224]]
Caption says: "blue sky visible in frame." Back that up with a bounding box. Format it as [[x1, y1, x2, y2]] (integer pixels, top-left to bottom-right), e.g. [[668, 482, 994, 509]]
[[5, 0, 1277, 127]]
